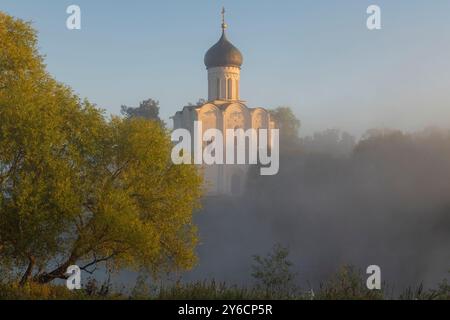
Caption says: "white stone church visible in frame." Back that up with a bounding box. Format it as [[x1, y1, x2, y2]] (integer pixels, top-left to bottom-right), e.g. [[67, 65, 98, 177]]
[[172, 11, 275, 196]]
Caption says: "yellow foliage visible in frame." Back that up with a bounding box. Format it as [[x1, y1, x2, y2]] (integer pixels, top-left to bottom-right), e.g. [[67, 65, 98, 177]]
[[0, 11, 203, 284]]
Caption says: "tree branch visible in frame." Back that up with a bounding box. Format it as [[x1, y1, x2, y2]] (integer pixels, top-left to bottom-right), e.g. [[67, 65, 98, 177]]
[[79, 253, 117, 274], [34, 253, 78, 284]]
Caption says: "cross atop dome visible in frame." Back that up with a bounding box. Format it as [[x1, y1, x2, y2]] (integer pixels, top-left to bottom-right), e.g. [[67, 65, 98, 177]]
[[221, 7, 228, 31], [204, 8, 243, 70]]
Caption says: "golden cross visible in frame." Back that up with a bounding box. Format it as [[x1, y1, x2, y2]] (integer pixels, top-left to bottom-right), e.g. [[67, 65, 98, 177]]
[[221, 7, 227, 30]]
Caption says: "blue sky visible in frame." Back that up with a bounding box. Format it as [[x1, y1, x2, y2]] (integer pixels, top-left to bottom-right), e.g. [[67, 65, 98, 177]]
[[2, 0, 450, 136]]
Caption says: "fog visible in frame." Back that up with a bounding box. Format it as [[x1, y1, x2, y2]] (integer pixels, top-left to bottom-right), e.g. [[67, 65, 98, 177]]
[[184, 127, 450, 290]]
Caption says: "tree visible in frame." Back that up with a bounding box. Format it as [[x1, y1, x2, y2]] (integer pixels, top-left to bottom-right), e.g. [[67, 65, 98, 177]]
[[269, 107, 301, 145], [0, 12, 203, 285], [121, 98, 162, 123], [251, 244, 297, 298], [187, 98, 207, 107], [301, 129, 355, 157]]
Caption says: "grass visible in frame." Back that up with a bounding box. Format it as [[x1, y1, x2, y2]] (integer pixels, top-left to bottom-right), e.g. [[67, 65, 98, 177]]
[[1, 268, 448, 300]]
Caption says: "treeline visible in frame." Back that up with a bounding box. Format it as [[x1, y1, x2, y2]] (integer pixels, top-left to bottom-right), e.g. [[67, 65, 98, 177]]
[[189, 115, 450, 291]]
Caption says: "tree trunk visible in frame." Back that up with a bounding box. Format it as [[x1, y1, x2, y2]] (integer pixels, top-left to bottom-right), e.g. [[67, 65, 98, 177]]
[[34, 253, 78, 284], [19, 256, 35, 286]]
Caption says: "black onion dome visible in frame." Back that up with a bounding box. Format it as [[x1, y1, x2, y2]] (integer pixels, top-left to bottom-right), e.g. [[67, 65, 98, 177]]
[[204, 31, 243, 69]]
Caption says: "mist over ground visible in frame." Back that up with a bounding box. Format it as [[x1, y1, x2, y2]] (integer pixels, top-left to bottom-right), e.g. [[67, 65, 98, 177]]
[[184, 127, 450, 291]]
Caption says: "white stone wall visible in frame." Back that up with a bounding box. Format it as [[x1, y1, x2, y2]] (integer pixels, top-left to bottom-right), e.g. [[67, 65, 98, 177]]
[[173, 101, 274, 196]]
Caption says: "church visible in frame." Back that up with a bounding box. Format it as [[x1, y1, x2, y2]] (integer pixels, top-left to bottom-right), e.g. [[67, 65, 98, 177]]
[[172, 9, 276, 196]]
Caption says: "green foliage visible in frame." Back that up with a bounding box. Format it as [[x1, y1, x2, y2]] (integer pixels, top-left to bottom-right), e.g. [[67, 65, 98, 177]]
[[0, 11, 45, 91], [251, 244, 298, 298], [0, 12, 203, 285], [157, 281, 268, 300], [269, 107, 301, 145], [433, 278, 450, 300], [399, 278, 450, 300], [187, 98, 207, 107], [121, 98, 162, 123], [316, 265, 383, 300]]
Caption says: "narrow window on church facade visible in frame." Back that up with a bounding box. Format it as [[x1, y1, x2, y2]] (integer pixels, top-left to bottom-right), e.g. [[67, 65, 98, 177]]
[[227, 78, 232, 100], [216, 78, 220, 99], [208, 79, 211, 99], [236, 79, 239, 100]]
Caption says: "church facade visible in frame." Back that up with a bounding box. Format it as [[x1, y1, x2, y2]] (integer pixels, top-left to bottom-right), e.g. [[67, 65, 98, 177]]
[[172, 11, 275, 196]]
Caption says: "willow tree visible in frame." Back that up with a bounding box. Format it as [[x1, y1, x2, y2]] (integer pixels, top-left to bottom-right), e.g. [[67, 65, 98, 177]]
[[0, 12, 203, 285]]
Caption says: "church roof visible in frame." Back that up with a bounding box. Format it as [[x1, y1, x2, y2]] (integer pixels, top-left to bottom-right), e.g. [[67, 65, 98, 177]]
[[179, 101, 267, 114], [204, 31, 243, 69], [204, 8, 243, 69]]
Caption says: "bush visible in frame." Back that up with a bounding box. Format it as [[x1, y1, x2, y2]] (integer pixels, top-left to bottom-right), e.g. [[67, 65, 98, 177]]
[[251, 244, 298, 299], [315, 265, 384, 300]]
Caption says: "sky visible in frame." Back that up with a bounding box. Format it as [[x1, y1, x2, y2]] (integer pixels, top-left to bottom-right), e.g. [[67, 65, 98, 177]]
[[2, 0, 450, 136]]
